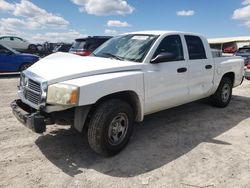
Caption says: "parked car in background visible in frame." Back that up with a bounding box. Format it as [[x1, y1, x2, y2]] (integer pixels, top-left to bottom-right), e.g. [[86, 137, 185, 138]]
[[234, 47, 250, 65], [0, 44, 39, 72], [69, 36, 111, 56], [245, 63, 250, 80], [53, 43, 72, 53], [223, 47, 237, 54], [0, 36, 37, 53]]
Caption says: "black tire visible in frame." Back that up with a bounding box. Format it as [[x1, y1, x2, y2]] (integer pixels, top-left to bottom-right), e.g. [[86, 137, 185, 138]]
[[28, 44, 38, 52], [19, 63, 31, 72], [87, 99, 134, 156], [209, 77, 233, 108]]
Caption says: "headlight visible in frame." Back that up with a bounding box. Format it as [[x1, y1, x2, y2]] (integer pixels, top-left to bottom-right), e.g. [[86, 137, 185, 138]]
[[19, 73, 28, 87], [47, 83, 79, 105]]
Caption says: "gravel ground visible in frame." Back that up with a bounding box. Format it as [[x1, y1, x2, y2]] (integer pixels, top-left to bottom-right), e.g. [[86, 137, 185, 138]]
[[0, 75, 250, 188]]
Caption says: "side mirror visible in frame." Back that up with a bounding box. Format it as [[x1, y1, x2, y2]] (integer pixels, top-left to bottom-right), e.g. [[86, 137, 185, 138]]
[[150, 52, 176, 64]]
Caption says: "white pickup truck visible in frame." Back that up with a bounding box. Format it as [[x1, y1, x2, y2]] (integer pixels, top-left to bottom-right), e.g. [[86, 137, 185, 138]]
[[11, 31, 244, 156]]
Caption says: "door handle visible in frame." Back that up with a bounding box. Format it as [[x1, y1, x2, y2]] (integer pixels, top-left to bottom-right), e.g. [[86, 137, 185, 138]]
[[177, 67, 187, 73], [205, 65, 212, 69]]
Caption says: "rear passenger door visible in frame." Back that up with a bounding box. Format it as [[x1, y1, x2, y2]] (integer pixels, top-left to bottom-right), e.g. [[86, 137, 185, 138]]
[[184, 35, 214, 100]]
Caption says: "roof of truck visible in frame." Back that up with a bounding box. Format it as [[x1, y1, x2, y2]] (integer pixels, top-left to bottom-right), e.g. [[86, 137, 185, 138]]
[[123, 30, 202, 36]]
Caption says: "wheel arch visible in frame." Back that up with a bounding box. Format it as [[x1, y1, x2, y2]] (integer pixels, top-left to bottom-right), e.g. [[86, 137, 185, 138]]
[[222, 72, 235, 85], [73, 90, 143, 133], [93, 90, 143, 122]]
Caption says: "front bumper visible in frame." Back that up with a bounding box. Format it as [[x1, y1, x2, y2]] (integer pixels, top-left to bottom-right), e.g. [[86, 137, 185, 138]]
[[10, 99, 47, 133]]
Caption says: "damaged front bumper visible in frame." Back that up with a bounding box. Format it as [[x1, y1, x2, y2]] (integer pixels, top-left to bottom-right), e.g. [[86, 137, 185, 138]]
[[10, 99, 49, 133]]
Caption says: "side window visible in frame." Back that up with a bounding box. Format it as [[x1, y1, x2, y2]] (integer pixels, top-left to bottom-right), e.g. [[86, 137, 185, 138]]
[[15, 37, 22, 42], [185, 35, 206, 60], [1, 37, 10, 41], [153, 35, 184, 61]]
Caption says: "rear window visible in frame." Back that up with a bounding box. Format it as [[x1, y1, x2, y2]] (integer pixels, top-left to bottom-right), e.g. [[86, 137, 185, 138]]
[[185, 35, 207, 60], [86, 39, 106, 51], [71, 41, 86, 50]]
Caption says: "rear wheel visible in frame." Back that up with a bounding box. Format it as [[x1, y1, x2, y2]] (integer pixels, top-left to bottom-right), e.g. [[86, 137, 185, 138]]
[[209, 77, 233, 108], [87, 99, 134, 156], [28, 44, 38, 52]]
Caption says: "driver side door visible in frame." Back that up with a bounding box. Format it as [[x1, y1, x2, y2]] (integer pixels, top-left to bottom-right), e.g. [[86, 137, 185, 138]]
[[144, 35, 189, 114], [0, 45, 17, 72]]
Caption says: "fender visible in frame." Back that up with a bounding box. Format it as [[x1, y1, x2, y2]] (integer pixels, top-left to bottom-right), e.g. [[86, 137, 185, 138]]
[[63, 71, 145, 119], [211, 57, 244, 94]]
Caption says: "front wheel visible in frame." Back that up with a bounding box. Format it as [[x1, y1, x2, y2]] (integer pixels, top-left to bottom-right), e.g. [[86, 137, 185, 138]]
[[209, 77, 233, 108], [87, 99, 134, 156]]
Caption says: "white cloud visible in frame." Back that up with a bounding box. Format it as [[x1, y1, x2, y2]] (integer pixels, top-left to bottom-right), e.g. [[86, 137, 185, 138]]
[[243, 0, 250, 5], [107, 20, 130, 27], [244, 20, 250, 27], [1, 18, 40, 30], [71, 0, 134, 16], [0, 0, 69, 28], [0, 25, 20, 36], [32, 31, 87, 43], [0, 0, 15, 12], [105, 29, 119, 35], [0, 0, 86, 43], [233, 5, 250, 20], [233, 1, 250, 28], [177, 10, 195, 17]]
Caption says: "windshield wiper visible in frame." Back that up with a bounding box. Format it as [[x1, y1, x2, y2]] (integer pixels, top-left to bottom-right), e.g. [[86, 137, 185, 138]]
[[102, 52, 124, 61]]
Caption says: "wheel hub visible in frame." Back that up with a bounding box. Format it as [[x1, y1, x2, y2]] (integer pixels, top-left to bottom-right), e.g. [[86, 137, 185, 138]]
[[108, 113, 128, 146], [221, 83, 230, 102]]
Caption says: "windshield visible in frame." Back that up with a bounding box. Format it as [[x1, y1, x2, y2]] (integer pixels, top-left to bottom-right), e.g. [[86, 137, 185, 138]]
[[2, 44, 20, 54], [93, 34, 158, 62]]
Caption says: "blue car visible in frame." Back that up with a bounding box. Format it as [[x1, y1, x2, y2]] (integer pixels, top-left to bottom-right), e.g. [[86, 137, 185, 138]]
[[0, 44, 39, 72]]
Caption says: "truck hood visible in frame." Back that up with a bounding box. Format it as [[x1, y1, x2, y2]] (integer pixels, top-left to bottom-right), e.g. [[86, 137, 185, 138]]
[[26, 52, 143, 84]]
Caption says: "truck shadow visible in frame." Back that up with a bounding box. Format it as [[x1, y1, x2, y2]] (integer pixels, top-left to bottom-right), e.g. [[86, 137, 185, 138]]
[[35, 95, 250, 177]]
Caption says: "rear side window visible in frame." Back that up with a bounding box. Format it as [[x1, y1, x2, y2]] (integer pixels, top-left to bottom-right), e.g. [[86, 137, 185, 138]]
[[153, 35, 184, 61], [71, 41, 86, 50], [185, 35, 206, 60]]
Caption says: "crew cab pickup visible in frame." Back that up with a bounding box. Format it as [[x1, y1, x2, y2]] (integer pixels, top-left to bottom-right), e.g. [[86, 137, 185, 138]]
[[11, 31, 244, 156]]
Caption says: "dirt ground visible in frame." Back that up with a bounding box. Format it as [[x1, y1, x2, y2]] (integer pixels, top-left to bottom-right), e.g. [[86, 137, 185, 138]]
[[0, 75, 250, 188]]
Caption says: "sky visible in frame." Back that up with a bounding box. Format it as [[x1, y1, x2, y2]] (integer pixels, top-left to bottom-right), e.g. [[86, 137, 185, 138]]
[[0, 0, 250, 43]]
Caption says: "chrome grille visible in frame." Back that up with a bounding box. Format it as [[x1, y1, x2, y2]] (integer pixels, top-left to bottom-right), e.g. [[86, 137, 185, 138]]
[[28, 79, 41, 93], [25, 90, 40, 105], [24, 79, 41, 106]]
